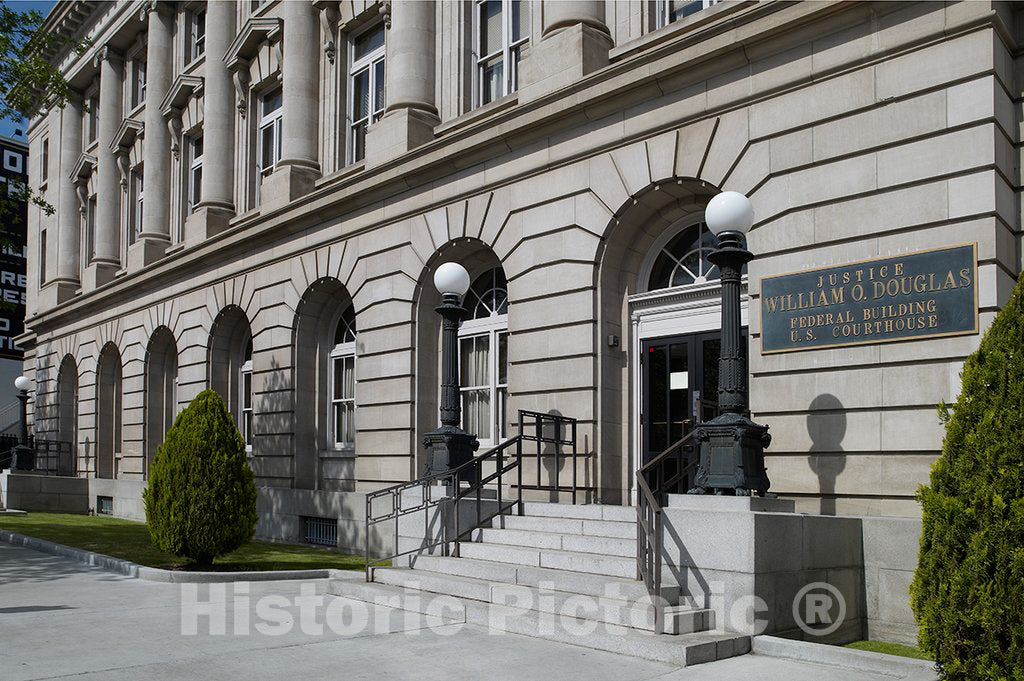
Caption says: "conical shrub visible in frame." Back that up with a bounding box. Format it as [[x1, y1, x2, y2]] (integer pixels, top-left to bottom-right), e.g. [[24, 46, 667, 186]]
[[911, 275, 1024, 679], [143, 389, 258, 566]]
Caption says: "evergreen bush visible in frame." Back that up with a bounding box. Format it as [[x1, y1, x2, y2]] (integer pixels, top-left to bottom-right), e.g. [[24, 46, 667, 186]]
[[911, 275, 1024, 680], [143, 389, 258, 566]]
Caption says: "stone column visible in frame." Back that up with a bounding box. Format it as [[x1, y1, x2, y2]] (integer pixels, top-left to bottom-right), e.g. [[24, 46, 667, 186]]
[[129, 1, 174, 270], [52, 95, 83, 302], [518, 0, 612, 103], [263, 0, 319, 206], [365, 0, 438, 166], [84, 47, 123, 291], [189, 0, 236, 244]]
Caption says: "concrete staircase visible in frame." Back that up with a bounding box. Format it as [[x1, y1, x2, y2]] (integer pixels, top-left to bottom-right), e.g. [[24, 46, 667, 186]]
[[330, 501, 750, 666]]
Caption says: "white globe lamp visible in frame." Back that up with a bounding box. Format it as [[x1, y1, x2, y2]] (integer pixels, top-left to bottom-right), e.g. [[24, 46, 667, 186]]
[[705, 191, 754, 236]]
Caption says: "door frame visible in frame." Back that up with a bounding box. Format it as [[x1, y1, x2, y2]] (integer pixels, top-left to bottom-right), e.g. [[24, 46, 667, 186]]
[[627, 280, 749, 500]]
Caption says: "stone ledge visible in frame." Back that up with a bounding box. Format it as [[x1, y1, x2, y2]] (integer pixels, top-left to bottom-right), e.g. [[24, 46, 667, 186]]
[[0, 529, 339, 583], [751, 635, 935, 679]]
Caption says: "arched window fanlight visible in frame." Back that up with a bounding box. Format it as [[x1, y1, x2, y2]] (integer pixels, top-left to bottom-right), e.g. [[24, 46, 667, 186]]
[[648, 222, 723, 290], [334, 305, 356, 345], [465, 267, 508, 319]]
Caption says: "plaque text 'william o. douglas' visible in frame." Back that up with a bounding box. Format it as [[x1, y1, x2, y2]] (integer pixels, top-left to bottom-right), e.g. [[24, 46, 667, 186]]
[[759, 244, 978, 354]]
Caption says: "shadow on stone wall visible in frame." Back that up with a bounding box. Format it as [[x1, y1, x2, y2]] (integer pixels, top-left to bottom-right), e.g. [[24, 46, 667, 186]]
[[807, 393, 847, 516]]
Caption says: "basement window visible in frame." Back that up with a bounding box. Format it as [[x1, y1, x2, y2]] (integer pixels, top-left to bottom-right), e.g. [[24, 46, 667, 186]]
[[96, 496, 113, 515], [302, 516, 337, 547]]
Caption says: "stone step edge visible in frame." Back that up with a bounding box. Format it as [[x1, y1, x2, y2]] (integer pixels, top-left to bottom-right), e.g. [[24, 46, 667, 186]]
[[458, 541, 637, 577], [371, 567, 712, 634], [473, 528, 635, 556], [751, 635, 936, 678], [409, 555, 686, 604], [328, 578, 749, 667]]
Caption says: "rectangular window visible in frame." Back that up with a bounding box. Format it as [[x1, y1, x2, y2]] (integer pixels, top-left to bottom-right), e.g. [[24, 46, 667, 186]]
[[476, 0, 528, 107], [331, 354, 355, 447], [188, 135, 203, 213], [302, 516, 337, 547], [186, 9, 206, 63], [84, 195, 97, 263], [348, 24, 386, 164], [131, 58, 147, 108], [656, 0, 717, 27], [40, 138, 48, 183], [86, 95, 99, 145], [96, 496, 113, 515], [460, 334, 492, 441], [39, 229, 47, 285], [241, 360, 253, 448], [258, 88, 283, 186], [130, 167, 144, 242]]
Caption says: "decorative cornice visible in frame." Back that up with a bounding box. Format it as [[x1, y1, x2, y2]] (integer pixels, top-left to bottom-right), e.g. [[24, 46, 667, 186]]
[[314, 1, 340, 65], [70, 152, 97, 182], [160, 75, 204, 117], [379, 1, 391, 29], [110, 118, 144, 153], [223, 17, 283, 71]]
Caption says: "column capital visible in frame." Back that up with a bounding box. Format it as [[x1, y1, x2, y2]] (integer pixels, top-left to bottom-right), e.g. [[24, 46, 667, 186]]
[[93, 45, 122, 68], [140, 0, 175, 21]]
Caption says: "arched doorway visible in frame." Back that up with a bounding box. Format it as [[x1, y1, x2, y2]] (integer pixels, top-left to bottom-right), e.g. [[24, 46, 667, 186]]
[[293, 278, 356, 490], [208, 306, 253, 449], [145, 327, 177, 477], [96, 343, 122, 479], [596, 179, 736, 503]]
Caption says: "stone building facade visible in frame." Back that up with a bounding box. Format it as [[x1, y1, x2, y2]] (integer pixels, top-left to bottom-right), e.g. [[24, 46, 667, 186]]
[[21, 0, 1023, 525]]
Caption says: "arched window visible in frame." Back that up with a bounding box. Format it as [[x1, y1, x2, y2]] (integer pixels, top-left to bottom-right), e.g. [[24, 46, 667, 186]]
[[145, 328, 177, 478], [96, 344, 122, 479], [57, 355, 78, 451], [647, 221, 722, 290], [329, 305, 356, 449], [240, 339, 253, 448], [458, 267, 509, 445]]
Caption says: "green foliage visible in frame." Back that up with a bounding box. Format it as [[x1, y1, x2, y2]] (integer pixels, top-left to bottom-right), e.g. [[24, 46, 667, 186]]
[[0, 0, 89, 229], [911, 275, 1024, 680], [143, 390, 258, 566]]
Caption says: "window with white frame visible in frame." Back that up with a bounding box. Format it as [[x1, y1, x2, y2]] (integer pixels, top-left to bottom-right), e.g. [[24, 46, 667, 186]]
[[656, 0, 717, 28], [40, 137, 48, 184], [187, 134, 203, 213], [475, 0, 528, 107], [329, 305, 356, 449], [130, 57, 147, 109], [257, 88, 283, 185], [348, 24, 385, 164], [458, 267, 509, 445], [185, 8, 206, 63], [85, 93, 99, 145], [39, 229, 47, 285], [241, 339, 253, 449], [129, 167, 144, 242], [83, 194, 97, 264]]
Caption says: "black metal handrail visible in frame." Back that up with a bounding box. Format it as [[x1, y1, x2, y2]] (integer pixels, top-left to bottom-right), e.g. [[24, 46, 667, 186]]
[[365, 409, 588, 579], [636, 429, 698, 634]]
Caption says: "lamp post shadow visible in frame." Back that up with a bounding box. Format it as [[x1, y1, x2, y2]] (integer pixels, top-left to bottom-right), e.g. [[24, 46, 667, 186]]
[[806, 394, 847, 516]]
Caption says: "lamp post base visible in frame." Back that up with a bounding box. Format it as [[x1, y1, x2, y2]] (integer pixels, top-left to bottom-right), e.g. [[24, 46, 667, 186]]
[[422, 426, 479, 479], [11, 445, 35, 472], [688, 412, 772, 496]]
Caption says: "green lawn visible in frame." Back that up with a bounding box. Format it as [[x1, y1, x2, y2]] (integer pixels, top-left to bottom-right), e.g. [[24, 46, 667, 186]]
[[0, 512, 366, 572], [844, 640, 933, 661]]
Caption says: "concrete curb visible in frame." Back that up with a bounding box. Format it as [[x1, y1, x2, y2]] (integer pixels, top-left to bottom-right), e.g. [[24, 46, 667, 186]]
[[752, 635, 937, 678], [0, 529, 342, 583]]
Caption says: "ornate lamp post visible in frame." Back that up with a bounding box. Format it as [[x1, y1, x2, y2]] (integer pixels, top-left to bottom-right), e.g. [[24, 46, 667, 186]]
[[689, 192, 772, 496], [422, 263, 479, 477], [12, 375, 34, 471]]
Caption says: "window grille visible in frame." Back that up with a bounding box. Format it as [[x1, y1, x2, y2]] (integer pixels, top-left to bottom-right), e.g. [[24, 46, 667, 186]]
[[96, 496, 113, 515], [303, 516, 337, 547]]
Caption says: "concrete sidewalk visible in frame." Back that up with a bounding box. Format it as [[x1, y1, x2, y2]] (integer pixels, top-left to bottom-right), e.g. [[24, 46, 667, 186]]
[[0, 543, 933, 681]]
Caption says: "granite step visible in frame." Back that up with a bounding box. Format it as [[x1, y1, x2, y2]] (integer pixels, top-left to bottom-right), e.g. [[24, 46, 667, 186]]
[[370, 566, 713, 634], [492, 513, 636, 539], [520, 501, 637, 523], [409, 554, 683, 604], [474, 527, 635, 558], [458, 540, 637, 578], [328, 577, 748, 666]]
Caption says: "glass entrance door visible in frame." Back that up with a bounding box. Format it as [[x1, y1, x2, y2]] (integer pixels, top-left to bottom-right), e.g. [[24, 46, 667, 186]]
[[640, 329, 746, 466]]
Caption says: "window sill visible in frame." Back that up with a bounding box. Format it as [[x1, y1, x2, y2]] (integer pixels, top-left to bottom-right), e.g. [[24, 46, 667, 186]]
[[320, 448, 356, 459], [127, 102, 145, 120], [182, 53, 206, 76], [315, 160, 365, 189], [434, 93, 519, 138], [609, 0, 749, 63]]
